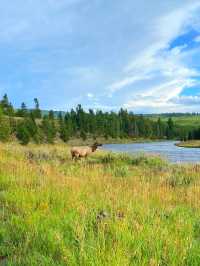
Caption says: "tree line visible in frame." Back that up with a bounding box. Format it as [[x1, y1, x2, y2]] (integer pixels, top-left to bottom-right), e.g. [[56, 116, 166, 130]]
[[188, 127, 200, 140], [0, 94, 196, 145]]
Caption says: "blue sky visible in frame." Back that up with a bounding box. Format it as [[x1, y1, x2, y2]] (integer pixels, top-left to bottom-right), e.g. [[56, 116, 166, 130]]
[[0, 0, 200, 113]]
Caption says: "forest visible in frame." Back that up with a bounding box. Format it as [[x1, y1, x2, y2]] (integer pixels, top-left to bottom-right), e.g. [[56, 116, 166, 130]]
[[0, 94, 199, 145]]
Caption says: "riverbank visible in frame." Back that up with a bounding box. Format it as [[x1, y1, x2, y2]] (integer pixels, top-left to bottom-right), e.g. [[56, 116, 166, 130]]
[[0, 143, 200, 265], [67, 137, 164, 146], [175, 140, 200, 148]]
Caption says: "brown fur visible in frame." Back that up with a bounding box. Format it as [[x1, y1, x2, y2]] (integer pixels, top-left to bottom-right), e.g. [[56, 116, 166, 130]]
[[71, 142, 102, 160]]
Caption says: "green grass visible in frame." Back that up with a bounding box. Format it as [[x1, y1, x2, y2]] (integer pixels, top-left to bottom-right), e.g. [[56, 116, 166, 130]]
[[0, 143, 200, 265], [148, 114, 200, 128]]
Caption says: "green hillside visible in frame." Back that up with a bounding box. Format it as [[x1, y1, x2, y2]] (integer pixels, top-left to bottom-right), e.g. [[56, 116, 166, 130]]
[[146, 114, 200, 128]]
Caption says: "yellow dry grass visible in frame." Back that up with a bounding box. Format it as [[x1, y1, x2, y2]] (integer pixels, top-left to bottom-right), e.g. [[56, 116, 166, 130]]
[[0, 143, 199, 265]]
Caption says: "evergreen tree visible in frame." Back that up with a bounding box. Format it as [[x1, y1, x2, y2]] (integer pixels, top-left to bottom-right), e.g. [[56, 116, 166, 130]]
[[156, 118, 165, 138], [166, 118, 174, 139], [88, 109, 96, 134], [33, 98, 41, 118], [80, 130, 87, 141], [48, 110, 54, 120], [133, 119, 139, 137], [0, 96, 188, 144], [58, 112, 69, 142], [21, 102, 28, 116], [188, 131, 193, 140], [41, 115, 56, 143], [16, 122, 30, 145], [0, 94, 14, 116], [137, 115, 145, 137], [25, 112, 39, 142], [64, 113, 74, 137], [17, 102, 28, 117], [69, 109, 78, 135], [1, 94, 9, 110], [0, 108, 11, 142]]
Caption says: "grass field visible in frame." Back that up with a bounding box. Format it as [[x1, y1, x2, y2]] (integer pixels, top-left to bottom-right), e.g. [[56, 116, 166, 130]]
[[0, 143, 200, 265], [148, 114, 200, 128]]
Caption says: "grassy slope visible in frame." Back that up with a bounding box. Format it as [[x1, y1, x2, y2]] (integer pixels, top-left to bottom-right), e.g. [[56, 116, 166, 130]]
[[0, 144, 200, 265], [16, 112, 200, 128], [148, 114, 200, 128]]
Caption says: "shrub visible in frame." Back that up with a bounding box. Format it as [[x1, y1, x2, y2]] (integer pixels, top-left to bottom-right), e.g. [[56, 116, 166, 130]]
[[113, 165, 130, 178], [100, 153, 116, 164], [132, 154, 163, 168], [194, 220, 200, 241], [166, 173, 194, 187]]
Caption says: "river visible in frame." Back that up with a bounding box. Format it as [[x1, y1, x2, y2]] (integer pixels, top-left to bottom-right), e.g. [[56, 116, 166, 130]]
[[102, 141, 200, 163]]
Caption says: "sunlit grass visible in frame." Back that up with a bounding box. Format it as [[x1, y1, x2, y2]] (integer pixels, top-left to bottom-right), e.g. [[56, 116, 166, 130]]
[[148, 114, 200, 128], [176, 140, 200, 148], [0, 143, 200, 265]]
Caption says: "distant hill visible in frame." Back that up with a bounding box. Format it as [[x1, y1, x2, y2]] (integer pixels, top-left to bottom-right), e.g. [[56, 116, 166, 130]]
[[25, 108, 200, 129], [41, 110, 66, 117], [40, 110, 200, 128], [145, 113, 200, 128], [145, 112, 200, 118]]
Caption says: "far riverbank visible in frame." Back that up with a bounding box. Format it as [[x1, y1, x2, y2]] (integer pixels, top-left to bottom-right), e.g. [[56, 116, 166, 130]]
[[175, 140, 200, 148]]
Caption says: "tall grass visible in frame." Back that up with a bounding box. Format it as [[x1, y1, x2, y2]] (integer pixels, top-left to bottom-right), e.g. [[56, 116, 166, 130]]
[[0, 143, 200, 265]]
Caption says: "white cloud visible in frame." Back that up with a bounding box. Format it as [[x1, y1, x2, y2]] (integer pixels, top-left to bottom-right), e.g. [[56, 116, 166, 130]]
[[0, 1, 200, 112], [171, 95, 200, 105], [124, 78, 198, 108], [194, 35, 200, 43], [106, 1, 200, 112], [87, 93, 94, 98], [107, 74, 152, 93]]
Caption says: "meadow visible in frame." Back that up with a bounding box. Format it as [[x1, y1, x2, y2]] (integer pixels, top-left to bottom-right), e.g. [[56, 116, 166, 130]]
[[0, 143, 200, 265], [148, 114, 200, 129]]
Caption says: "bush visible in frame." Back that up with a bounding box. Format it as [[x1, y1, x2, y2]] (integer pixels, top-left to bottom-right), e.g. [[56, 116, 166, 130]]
[[41, 116, 56, 144], [194, 220, 200, 241], [100, 153, 116, 164], [113, 165, 130, 178], [131, 155, 166, 168], [166, 172, 194, 187]]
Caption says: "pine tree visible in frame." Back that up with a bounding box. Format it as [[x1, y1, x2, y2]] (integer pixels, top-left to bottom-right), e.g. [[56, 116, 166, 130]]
[[133, 119, 139, 137], [17, 102, 28, 117], [22, 102, 28, 116], [25, 112, 39, 142], [58, 112, 69, 142], [166, 118, 174, 139], [41, 115, 56, 143], [48, 110, 54, 120], [0, 108, 11, 142], [33, 98, 41, 118], [1, 94, 9, 110], [16, 122, 30, 145], [0, 95, 185, 143], [0, 94, 14, 116], [80, 130, 87, 141], [156, 118, 165, 138]]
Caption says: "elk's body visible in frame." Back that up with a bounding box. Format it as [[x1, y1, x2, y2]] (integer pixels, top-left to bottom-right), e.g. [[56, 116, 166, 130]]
[[71, 143, 102, 160]]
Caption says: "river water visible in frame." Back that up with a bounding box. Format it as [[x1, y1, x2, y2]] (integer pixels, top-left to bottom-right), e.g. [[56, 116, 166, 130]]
[[102, 141, 200, 163]]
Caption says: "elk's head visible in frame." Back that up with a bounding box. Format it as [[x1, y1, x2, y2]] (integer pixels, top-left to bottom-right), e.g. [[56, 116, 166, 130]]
[[91, 142, 102, 152]]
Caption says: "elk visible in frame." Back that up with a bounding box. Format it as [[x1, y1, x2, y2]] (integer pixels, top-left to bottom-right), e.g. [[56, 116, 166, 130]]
[[71, 142, 102, 160]]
